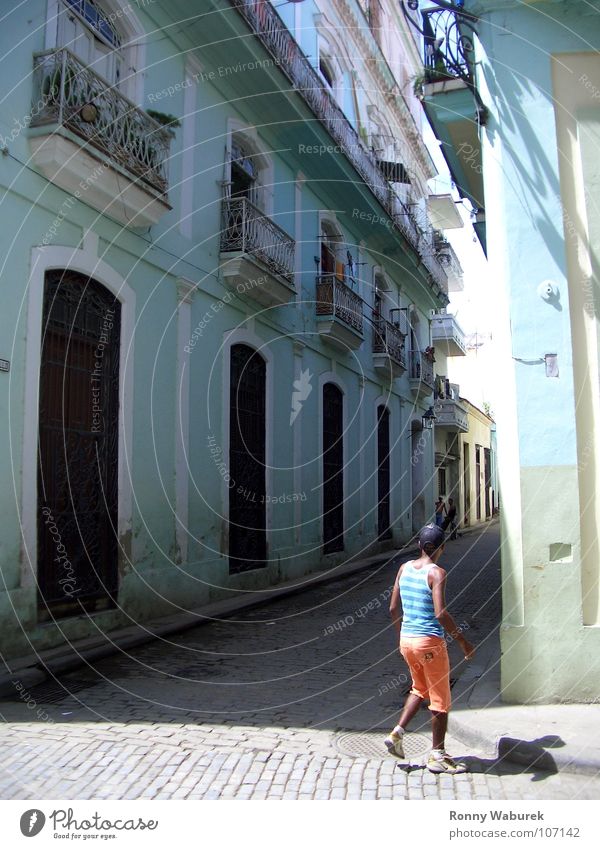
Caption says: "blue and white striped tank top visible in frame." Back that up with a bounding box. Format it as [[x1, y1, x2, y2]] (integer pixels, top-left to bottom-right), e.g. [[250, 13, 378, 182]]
[[399, 561, 443, 638]]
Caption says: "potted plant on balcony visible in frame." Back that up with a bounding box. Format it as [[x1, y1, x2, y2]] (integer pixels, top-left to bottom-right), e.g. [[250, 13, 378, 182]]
[[146, 110, 181, 138]]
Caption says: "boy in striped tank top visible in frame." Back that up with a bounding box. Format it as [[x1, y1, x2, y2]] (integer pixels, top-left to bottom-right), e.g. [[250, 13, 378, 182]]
[[385, 523, 475, 774]]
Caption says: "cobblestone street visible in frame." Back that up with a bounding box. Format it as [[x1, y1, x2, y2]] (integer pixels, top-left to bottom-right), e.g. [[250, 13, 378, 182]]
[[1, 524, 598, 800]]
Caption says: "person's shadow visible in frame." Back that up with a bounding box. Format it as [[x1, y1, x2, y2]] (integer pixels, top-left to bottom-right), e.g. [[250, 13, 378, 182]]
[[396, 735, 565, 783]]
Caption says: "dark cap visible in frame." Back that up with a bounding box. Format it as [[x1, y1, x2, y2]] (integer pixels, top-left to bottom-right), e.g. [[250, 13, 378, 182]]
[[418, 523, 445, 550]]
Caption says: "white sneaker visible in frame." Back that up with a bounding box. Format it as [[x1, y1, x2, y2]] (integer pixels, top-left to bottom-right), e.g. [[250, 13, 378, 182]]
[[384, 730, 405, 758]]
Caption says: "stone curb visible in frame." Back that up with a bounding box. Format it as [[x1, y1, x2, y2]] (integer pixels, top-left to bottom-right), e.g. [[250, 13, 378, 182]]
[[450, 710, 600, 777]]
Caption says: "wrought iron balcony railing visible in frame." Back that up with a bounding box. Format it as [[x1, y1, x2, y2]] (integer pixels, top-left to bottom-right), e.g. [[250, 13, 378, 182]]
[[229, 0, 448, 296], [421, 6, 476, 85], [316, 274, 363, 335], [221, 196, 295, 284], [409, 350, 435, 388], [373, 316, 407, 369], [31, 48, 171, 195], [434, 233, 464, 281]]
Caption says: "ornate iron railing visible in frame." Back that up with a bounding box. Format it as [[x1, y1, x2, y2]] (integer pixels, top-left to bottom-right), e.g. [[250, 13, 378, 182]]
[[434, 233, 464, 282], [221, 196, 295, 284], [316, 274, 364, 334], [229, 0, 448, 295], [31, 48, 171, 195], [409, 350, 435, 388], [421, 6, 476, 85], [373, 316, 407, 369]]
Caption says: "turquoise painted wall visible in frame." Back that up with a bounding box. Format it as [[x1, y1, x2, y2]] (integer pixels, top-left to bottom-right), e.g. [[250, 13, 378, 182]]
[[0, 0, 439, 658]]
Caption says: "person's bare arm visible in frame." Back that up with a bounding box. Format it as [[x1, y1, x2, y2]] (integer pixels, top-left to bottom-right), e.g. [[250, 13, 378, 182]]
[[430, 567, 475, 660], [389, 565, 404, 642]]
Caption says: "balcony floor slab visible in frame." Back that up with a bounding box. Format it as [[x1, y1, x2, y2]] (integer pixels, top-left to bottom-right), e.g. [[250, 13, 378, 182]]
[[29, 129, 171, 229], [316, 317, 363, 352], [220, 253, 296, 307]]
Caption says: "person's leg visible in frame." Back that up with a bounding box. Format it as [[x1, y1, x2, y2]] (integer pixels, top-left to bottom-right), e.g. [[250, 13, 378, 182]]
[[397, 692, 423, 729], [423, 641, 467, 773], [384, 640, 428, 757], [431, 710, 448, 750]]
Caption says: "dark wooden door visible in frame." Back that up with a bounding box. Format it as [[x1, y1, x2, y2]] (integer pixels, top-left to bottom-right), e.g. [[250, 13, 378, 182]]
[[229, 344, 267, 573], [377, 405, 391, 540], [484, 447, 492, 519], [475, 445, 482, 521], [323, 383, 344, 553], [37, 271, 120, 618], [463, 442, 470, 526]]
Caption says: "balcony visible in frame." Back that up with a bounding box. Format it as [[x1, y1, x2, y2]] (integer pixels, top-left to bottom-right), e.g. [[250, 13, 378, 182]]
[[430, 312, 467, 357], [433, 234, 464, 292], [434, 399, 469, 433], [409, 350, 435, 398], [372, 316, 407, 380], [220, 196, 296, 306], [29, 48, 172, 228], [229, 0, 449, 301], [414, 6, 486, 252], [316, 274, 363, 350]]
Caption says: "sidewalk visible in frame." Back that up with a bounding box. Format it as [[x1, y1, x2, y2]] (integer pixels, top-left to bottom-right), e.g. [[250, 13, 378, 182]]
[[449, 629, 600, 776]]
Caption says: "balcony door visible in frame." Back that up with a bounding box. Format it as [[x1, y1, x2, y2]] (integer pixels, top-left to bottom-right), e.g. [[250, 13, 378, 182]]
[[377, 405, 391, 540], [229, 344, 267, 574], [37, 270, 120, 619], [323, 383, 344, 553], [230, 139, 259, 205], [57, 0, 123, 86]]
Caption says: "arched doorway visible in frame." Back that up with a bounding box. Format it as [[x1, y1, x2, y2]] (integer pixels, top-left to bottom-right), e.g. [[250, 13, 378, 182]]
[[377, 405, 391, 540], [323, 382, 344, 553], [229, 344, 267, 573], [37, 270, 120, 618]]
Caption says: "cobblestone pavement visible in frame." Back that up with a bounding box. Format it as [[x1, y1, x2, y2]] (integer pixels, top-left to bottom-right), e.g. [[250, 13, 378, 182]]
[[1, 524, 598, 800]]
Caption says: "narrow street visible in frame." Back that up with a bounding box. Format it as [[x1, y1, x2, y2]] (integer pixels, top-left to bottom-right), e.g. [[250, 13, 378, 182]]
[[1, 524, 597, 800]]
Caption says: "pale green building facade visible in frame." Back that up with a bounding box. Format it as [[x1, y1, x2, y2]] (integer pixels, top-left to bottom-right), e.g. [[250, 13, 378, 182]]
[[0, 0, 460, 660]]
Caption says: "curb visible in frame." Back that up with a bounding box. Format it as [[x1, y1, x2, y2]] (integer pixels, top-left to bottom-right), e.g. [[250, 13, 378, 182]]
[[449, 694, 600, 778]]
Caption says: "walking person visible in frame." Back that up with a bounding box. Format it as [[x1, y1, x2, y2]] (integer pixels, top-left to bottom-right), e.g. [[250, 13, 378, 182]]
[[384, 524, 475, 773], [434, 497, 446, 527], [442, 497, 459, 539]]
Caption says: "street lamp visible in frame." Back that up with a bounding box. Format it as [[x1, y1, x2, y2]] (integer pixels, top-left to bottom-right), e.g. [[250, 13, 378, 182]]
[[422, 406, 437, 429]]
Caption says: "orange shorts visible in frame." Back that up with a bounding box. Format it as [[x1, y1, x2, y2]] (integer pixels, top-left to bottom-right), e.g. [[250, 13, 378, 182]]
[[400, 635, 451, 713]]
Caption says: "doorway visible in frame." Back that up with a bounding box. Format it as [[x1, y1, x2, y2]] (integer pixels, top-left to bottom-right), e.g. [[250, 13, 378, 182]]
[[229, 344, 267, 573], [323, 383, 344, 552], [37, 270, 120, 618], [377, 405, 391, 540]]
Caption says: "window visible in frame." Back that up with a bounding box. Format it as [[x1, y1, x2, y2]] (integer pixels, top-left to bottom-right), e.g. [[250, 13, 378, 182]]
[[438, 468, 447, 497], [320, 220, 344, 278], [63, 0, 121, 47], [230, 138, 258, 204], [319, 55, 335, 89], [57, 0, 123, 86]]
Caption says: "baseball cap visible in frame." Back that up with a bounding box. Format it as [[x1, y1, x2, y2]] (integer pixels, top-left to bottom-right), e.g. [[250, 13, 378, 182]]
[[418, 523, 445, 550]]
